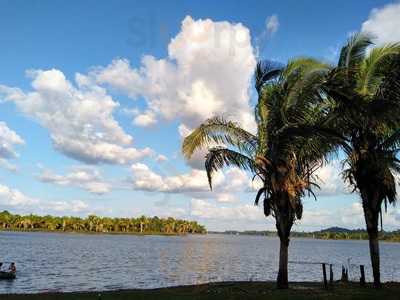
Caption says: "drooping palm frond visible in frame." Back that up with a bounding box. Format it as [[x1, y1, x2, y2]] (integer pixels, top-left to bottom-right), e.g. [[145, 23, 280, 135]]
[[357, 43, 400, 96], [380, 129, 400, 150], [370, 55, 400, 127], [204, 147, 256, 189], [255, 187, 267, 206], [285, 61, 332, 111], [255, 60, 283, 93], [182, 117, 257, 159], [338, 33, 374, 69]]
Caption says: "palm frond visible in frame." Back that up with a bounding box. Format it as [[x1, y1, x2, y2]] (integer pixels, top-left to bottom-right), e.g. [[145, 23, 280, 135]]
[[338, 33, 373, 69], [205, 147, 256, 189], [285, 63, 331, 111], [255, 187, 267, 205], [182, 117, 257, 159], [380, 129, 400, 150], [255, 60, 283, 93], [358, 43, 400, 95]]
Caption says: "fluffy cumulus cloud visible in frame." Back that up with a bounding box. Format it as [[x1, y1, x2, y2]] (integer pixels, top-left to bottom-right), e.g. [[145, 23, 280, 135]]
[[0, 70, 153, 165], [131, 163, 255, 203], [38, 166, 111, 194], [0, 122, 24, 171], [90, 16, 257, 135], [361, 2, 400, 45], [131, 163, 223, 194]]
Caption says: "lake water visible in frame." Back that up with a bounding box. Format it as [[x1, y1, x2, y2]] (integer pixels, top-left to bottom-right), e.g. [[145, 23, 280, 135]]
[[0, 231, 399, 293]]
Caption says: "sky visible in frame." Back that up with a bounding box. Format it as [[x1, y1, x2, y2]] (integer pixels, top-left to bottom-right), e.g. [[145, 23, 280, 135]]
[[0, 0, 400, 231]]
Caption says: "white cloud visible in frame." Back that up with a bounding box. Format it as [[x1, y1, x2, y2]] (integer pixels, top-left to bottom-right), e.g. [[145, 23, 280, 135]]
[[131, 162, 223, 193], [314, 161, 349, 196], [0, 122, 24, 170], [44, 199, 90, 214], [265, 15, 279, 36], [0, 183, 108, 216], [190, 198, 263, 221], [0, 70, 153, 165], [0, 183, 38, 207], [297, 201, 400, 231], [361, 3, 400, 45], [133, 110, 157, 127], [130, 163, 253, 203], [91, 16, 257, 136], [0, 159, 18, 172], [298, 202, 364, 230], [38, 166, 111, 194]]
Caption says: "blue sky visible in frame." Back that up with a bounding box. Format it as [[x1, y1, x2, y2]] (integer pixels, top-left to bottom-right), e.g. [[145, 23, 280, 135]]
[[0, 0, 399, 231]]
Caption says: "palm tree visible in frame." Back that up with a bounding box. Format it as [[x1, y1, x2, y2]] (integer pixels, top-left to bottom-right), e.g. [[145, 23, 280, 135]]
[[322, 33, 400, 288], [183, 58, 335, 288], [0, 211, 206, 234]]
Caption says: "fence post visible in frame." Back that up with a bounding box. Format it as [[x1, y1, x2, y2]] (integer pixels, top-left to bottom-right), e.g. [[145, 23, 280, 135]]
[[329, 264, 333, 285], [341, 265, 348, 282], [322, 263, 328, 289], [360, 265, 365, 286]]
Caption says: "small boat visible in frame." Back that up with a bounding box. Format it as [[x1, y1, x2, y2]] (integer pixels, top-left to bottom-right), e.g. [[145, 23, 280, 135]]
[[0, 271, 16, 280]]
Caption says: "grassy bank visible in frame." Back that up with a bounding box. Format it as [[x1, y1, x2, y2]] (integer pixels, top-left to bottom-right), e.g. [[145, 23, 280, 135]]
[[2, 282, 400, 300]]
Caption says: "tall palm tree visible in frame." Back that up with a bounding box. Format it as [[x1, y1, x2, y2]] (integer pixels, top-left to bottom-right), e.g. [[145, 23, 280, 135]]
[[323, 33, 400, 288], [182, 58, 335, 288]]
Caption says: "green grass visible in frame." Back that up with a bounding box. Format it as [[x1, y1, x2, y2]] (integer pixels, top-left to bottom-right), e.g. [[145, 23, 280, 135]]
[[2, 282, 400, 300]]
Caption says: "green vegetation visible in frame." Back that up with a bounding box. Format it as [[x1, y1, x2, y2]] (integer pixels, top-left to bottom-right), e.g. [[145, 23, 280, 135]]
[[0, 211, 206, 235], [2, 282, 400, 300], [183, 59, 337, 288], [212, 227, 400, 242], [182, 32, 400, 289], [320, 33, 400, 288]]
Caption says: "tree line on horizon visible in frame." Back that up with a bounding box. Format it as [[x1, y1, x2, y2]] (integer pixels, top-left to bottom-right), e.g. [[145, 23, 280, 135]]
[[183, 33, 400, 288], [215, 229, 400, 242], [0, 210, 206, 235]]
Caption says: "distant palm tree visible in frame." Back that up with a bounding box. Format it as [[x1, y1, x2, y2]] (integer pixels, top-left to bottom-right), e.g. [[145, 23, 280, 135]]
[[0, 211, 206, 235], [182, 58, 335, 288], [323, 33, 400, 288]]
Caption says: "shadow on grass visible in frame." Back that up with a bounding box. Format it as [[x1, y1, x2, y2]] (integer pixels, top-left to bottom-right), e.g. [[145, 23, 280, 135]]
[[2, 281, 400, 300]]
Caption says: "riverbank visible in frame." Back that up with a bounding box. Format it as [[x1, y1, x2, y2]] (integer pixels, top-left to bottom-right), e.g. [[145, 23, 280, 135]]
[[0, 228, 184, 236], [2, 282, 400, 300]]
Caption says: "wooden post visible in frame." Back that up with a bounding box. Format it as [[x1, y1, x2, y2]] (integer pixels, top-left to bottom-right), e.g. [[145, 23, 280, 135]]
[[341, 265, 348, 282], [360, 265, 365, 286], [322, 263, 328, 289], [329, 264, 333, 285]]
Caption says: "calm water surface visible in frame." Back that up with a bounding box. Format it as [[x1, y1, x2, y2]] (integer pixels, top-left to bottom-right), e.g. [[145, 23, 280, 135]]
[[0, 231, 399, 293]]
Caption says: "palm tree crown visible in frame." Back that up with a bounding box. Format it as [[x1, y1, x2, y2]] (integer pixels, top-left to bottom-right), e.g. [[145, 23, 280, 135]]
[[322, 33, 400, 287], [183, 57, 336, 288]]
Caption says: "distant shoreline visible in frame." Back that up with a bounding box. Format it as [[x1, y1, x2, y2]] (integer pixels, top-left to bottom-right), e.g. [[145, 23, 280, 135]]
[[0, 228, 192, 236], [207, 229, 400, 243], [1, 229, 399, 242], [0, 211, 207, 235]]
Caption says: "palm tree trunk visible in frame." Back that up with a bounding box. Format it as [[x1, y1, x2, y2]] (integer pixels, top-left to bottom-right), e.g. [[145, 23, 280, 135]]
[[277, 236, 289, 289], [364, 206, 381, 288], [275, 207, 292, 289], [368, 230, 381, 288]]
